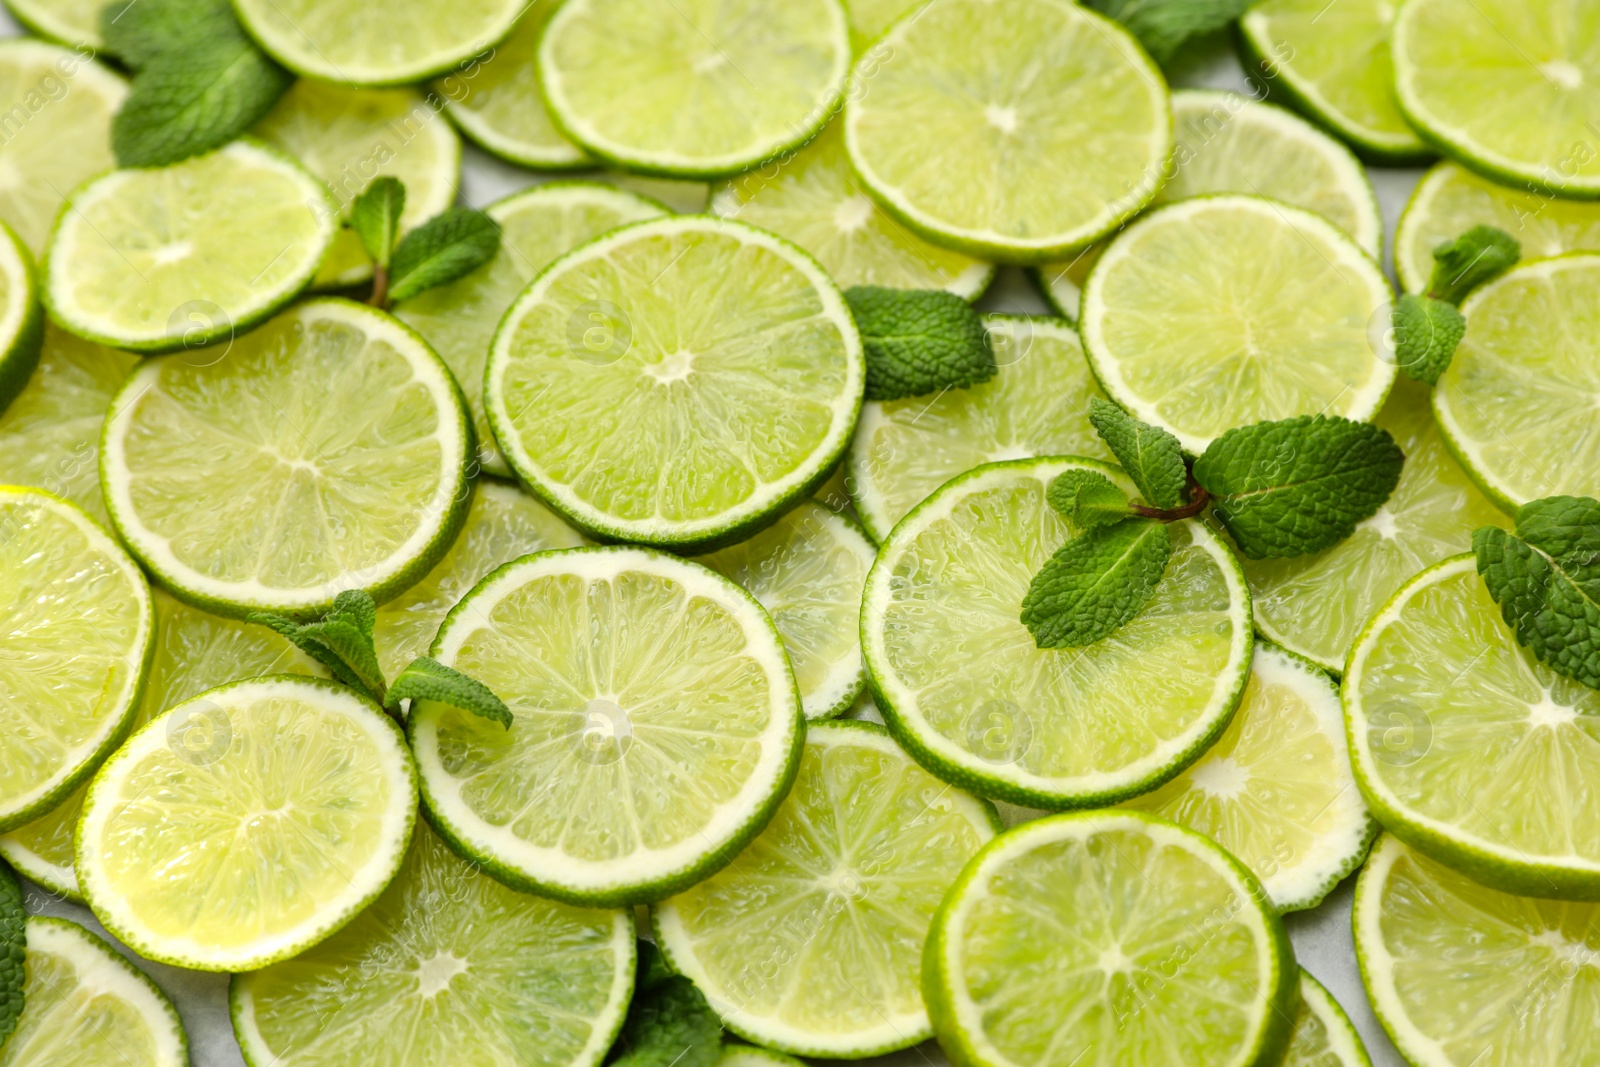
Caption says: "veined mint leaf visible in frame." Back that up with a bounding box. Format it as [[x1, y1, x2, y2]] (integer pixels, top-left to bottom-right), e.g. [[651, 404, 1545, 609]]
[[351, 177, 406, 271], [0, 857, 22, 1051], [388, 657, 513, 728], [1020, 518, 1171, 648], [1193, 416, 1404, 560], [248, 590, 387, 706], [1088, 398, 1188, 509], [606, 975, 722, 1067], [1083, 0, 1253, 64], [387, 208, 502, 304], [1428, 225, 1519, 305], [843, 286, 995, 401], [1047, 469, 1132, 530], [1393, 294, 1465, 386], [101, 0, 239, 70]]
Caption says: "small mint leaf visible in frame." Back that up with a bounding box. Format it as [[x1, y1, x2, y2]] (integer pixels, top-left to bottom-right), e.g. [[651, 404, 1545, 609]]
[[351, 178, 406, 270], [1193, 416, 1404, 560], [112, 45, 292, 168], [1083, 0, 1253, 64], [0, 858, 22, 1050], [1088, 398, 1188, 509], [1047, 469, 1132, 530], [388, 657, 512, 728], [1474, 509, 1600, 691], [387, 208, 501, 304], [247, 591, 385, 705], [1428, 225, 1520, 305], [606, 975, 722, 1067], [1392, 294, 1464, 386], [1020, 518, 1171, 648], [843, 286, 995, 401]]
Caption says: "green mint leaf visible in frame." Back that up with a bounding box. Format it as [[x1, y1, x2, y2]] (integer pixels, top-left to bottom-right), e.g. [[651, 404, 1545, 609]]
[[1392, 294, 1465, 386], [247, 590, 386, 705], [1047, 469, 1133, 529], [842, 286, 996, 401], [1083, 0, 1253, 64], [0, 858, 22, 1051], [1193, 415, 1404, 560], [635, 939, 675, 994], [112, 41, 292, 168], [606, 975, 722, 1067], [1428, 225, 1520, 305], [1020, 518, 1171, 648], [351, 178, 406, 270], [387, 208, 502, 304], [101, 0, 239, 70], [1087, 398, 1188, 509], [388, 657, 513, 728]]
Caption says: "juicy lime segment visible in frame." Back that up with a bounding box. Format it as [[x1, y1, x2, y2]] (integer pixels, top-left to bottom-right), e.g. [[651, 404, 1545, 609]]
[[486, 216, 864, 550], [101, 299, 472, 617], [926, 811, 1297, 1067], [655, 720, 999, 1056], [410, 547, 804, 905], [231, 823, 635, 1067], [1287, 971, 1372, 1067], [862, 458, 1252, 809], [77, 676, 419, 971], [1081, 196, 1395, 454], [0, 488, 152, 833]]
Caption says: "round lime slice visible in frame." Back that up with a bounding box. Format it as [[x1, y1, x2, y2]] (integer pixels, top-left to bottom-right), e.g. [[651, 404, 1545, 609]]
[[1347, 553, 1600, 900], [101, 298, 473, 618], [1241, 378, 1506, 674], [43, 139, 337, 353], [231, 0, 524, 86], [78, 676, 418, 971], [843, 0, 1171, 262], [710, 121, 992, 298], [1434, 254, 1600, 510], [1, 0, 107, 50], [0, 40, 125, 256], [1394, 0, 1600, 198], [395, 181, 667, 478], [925, 810, 1298, 1067], [0, 218, 42, 416], [538, 0, 851, 178], [485, 215, 864, 552], [847, 315, 1113, 542], [1286, 970, 1372, 1067], [253, 80, 462, 289], [231, 822, 635, 1067], [862, 457, 1253, 809], [0, 487, 152, 834], [1081, 195, 1395, 455], [1239, 0, 1429, 163], [654, 719, 999, 1057], [1121, 643, 1376, 913], [1355, 834, 1599, 1067], [410, 546, 804, 906], [1, 917, 186, 1067]]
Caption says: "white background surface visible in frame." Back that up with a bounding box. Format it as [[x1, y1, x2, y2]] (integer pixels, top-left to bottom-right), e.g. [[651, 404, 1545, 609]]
[[5, 12, 1427, 1066]]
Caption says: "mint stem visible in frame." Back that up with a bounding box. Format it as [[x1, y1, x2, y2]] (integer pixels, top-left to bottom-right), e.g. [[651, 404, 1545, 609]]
[[1129, 477, 1209, 521], [368, 263, 390, 310]]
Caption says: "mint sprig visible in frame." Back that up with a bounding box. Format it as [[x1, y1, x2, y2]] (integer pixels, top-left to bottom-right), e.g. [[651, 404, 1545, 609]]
[[1429, 225, 1521, 307], [388, 657, 513, 729], [1084, 0, 1253, 65], [1087, 398, 1188, 509], [1392, 225, 1520, 386], [843, 286, 995, 401], [1047, 469, 1136, 530], [351, 178, 406, 273], [1022, 518, 1171, 648], [0, 857, 22, 1053], [349, 179, 501, 310], [607, 945, 722, 1067]]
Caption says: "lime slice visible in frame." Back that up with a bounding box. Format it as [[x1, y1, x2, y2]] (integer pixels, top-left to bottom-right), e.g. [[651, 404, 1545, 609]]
[[485, 215, 863, 551], [434, 8, 592, 170], [862, 457, 1252, 809], [374, 480, 587, 681], [925, 810, 1298, 1067], [0, 220, 42, 414], [232, 0, 524, 86], [1434, 254, 1600, 511], [1347, 554, 1600, 899], [1, 0, 106, 50], [1032, 246, 1102, 322], [78, 675, 418, 971], [0, 487, 153, 834], [1355, 834, 1600, 1067], [231, 821, 635, 1067], [718, 1047, 806, 1067], [0, 41, 124, 256], [844, 0, 1170, 263], [1, 917, 186, 1067], [409, 546, 804, 906], [101, 298, 472, 618], [43, 140, 337, 353], [694, 501, 874, 721], [844, 0, 921, 52], [1239, 0, 1429, 163], [395, 182, 667, 478], [710, 122, 992, 298], [654, 719, 1000, 1056], [1286, 970, 1372, 1067], [538, 0, 851, 178], [0, 588, 324, 901], [253, 80, 462, 290], [1081, 195, 1395, 455], [1240, 378, 1506, 674], [1394, 0, 1600, 198], [1121, 643, 1376, 913], [847, 315, 1113, 542]]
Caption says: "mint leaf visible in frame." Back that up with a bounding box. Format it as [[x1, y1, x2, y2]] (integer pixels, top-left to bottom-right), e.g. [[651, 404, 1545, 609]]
[[1021, 518, 1171, 648], [1428, 225, 1520, 305], [1083, 0, 1253, 64], [1088, 398, 1188, 509], [248, 590, 387, 705], [1047, 469, 1133, 529], [1393, 294, 1465, 386], [606, 975, 722, 1067], [388, 657, 513, 728], [101, 0, 238, 70], [843, 286, 996, 401], [0, 858, 22, 1052], [351, 178, 406, 271], [635, 939, 675, 994], [1193, 416, 1404, 560], [387, 208, 501, 304]]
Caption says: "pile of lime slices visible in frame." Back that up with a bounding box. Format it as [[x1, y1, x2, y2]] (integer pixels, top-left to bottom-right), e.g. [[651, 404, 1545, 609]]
[[9, 0, 1600, 1065]]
